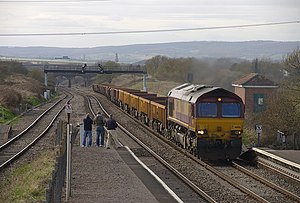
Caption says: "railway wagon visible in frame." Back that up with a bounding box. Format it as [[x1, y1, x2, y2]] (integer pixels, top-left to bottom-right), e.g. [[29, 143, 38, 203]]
[[108, 86, 119, 104], [118, 89, 140, 111], [138, 96, 153, 124], [129, 92, 156, 117], [138, 96, 166, 125], [167, 83, 244, 160], [92, 84, 102, 94], [149, 98, 167, 133]]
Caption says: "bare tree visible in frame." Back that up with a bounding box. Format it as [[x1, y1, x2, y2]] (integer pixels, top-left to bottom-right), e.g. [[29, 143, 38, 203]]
[[285, 48, 300, 73], [282, 49, 300, 104]]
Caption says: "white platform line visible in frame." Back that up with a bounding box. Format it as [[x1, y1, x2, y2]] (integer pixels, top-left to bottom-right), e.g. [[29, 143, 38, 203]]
[[124, 146, 184, 203]]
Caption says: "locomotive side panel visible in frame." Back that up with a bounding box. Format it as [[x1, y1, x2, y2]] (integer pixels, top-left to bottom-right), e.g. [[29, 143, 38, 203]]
[[169, 98, 194, 128]]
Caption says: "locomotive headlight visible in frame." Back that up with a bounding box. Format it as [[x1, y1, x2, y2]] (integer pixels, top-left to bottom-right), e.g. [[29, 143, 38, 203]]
[[231, 130, 242, 135], [198, 129, 207, 135], [198, 130, 205, 135]]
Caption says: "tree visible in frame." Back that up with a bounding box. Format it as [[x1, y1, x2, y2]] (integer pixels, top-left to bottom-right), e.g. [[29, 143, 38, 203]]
[[27, 68, 44, 83], [248, 90, 300, 148], [285, 48, 300, 74], [145, 55, 167, 76], [283, 49, 300, 104]]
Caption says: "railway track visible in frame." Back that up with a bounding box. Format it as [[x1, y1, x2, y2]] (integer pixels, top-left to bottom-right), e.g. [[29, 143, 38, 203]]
[[0, 92, 72, 170], [257, 157, 300, 183], [87, 92, 258, 202], [89, 90, 300, 203], [86, 95, 215, 203]]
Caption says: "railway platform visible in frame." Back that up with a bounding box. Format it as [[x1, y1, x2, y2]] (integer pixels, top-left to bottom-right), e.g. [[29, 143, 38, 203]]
[[253, 147, 300, 164], [253, 147, 300, 173], [264, 149, 300, 164], [67, 143, 181, 203]]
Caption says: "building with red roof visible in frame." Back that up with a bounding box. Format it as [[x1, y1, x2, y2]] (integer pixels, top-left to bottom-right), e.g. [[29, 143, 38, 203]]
[[232, 73, 278, 116]]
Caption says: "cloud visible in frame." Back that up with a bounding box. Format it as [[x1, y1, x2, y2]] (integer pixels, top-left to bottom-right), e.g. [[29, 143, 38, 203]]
[[0, 0, 299, 47]]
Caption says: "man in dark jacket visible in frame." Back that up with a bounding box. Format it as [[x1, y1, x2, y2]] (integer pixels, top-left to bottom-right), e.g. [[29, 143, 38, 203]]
[[83, 114, 93, 147], [105, 114, 119, 149], [94, 112, 105, 147]]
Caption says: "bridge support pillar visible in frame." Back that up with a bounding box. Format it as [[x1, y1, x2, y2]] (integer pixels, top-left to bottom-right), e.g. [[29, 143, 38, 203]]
[[44, 72, 48, 87], [143, 74, 147, 91]]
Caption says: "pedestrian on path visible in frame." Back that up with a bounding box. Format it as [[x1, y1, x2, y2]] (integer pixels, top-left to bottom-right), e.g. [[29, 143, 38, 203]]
[[82, 113, 93, 147], [105, 114, 119, 149], [94, 112, 105, 147]]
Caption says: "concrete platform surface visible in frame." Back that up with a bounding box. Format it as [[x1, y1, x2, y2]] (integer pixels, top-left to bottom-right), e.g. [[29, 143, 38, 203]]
[[67, 145, 180, 203]]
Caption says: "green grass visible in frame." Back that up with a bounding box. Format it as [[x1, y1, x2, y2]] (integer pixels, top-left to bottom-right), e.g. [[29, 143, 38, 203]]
[[0, 106, 15, 124], [0, 150, 56, 203], [26, 96, 46, 107]]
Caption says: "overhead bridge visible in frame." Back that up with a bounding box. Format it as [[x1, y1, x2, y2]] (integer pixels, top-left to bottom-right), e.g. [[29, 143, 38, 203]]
[[43, 64, 148, 90], [44, 64, 147, 74]]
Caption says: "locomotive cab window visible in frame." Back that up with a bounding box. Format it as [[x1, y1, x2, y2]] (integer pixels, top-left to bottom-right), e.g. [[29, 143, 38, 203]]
[[222, 103, 241, 117], [197, 103, 217, 117]]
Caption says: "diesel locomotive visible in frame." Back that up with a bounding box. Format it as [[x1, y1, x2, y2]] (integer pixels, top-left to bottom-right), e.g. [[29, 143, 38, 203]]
[[93, 83, 245, 160]]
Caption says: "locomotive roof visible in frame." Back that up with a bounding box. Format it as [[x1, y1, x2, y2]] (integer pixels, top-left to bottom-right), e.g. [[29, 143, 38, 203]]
[[167, 83, 224, 103]]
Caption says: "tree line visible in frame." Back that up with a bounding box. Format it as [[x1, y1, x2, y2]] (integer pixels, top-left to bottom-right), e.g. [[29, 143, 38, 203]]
[[144, 56, 285, 90], [143, 52, 300, 149]]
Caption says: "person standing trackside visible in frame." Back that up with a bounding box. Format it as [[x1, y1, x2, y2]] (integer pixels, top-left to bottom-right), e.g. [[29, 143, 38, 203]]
[[82, 114, 93, 147], [94, 112, 105, 147], [105, 114, 118, 149]]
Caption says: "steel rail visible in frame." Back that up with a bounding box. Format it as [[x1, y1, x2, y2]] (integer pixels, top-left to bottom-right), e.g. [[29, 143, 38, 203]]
[[0, 93, 72, 170], [0, 94, 67, 150], [258, 158, 300, 184], [232, 161, 300, 202]]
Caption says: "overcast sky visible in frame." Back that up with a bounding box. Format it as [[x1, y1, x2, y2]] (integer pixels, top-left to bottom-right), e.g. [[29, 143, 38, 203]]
[[0, 0, 299, 48]]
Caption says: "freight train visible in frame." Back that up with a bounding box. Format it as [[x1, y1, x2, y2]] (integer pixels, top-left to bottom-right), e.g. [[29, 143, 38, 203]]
[[93, 83, 245, 160]]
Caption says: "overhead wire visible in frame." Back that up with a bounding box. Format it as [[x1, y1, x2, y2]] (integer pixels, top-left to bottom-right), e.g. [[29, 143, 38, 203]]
[[0, 20, 299, 37], [0, 0, 110, 2]]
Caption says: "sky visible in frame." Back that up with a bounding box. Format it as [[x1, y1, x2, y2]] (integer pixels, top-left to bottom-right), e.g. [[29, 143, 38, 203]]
[[0, 0, 299, 48]]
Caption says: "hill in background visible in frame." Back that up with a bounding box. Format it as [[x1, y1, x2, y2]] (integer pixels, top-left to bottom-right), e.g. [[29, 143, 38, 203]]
[[1, 41, 299, 63]]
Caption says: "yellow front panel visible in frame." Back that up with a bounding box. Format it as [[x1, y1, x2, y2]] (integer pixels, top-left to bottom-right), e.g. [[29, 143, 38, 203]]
[[195, 118, 244, 140]]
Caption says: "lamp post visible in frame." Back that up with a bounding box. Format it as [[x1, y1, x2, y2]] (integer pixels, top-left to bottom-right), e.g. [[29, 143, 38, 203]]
[[64, 101, 72, 200]]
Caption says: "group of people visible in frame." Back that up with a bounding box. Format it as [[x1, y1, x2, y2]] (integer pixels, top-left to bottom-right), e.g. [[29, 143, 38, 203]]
[[82, 112, 119, 149]]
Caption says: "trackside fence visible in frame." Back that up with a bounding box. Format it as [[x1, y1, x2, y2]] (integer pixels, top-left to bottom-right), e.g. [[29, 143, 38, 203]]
[[44, 120, 77, 203]]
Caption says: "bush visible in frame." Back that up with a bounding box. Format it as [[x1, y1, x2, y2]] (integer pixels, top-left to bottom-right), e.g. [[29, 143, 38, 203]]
[[25, 96, 45, 107]]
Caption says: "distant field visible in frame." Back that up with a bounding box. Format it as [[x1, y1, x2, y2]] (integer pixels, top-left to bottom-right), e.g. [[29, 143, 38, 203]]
[[110, 74, 180, 96]]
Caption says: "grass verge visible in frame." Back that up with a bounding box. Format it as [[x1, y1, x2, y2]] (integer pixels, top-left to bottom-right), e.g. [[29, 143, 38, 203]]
[[0, 106, 15, 124], [0, 150, 55, 203]]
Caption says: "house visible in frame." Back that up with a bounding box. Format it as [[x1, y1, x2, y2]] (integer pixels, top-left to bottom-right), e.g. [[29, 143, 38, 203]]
[[232, 73, 278, 116]]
